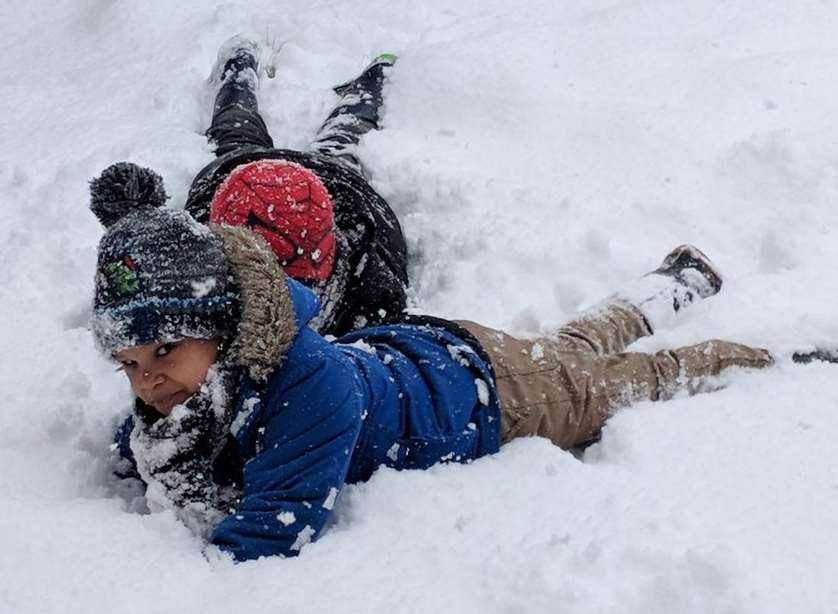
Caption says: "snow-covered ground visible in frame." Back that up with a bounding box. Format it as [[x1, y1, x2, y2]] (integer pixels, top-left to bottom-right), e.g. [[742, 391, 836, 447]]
[[2, 1, 837, 612]]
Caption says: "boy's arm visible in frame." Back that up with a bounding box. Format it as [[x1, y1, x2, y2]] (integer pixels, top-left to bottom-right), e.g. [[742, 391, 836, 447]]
[[112, 414, 141, 480], [210, 354, 364, 561]]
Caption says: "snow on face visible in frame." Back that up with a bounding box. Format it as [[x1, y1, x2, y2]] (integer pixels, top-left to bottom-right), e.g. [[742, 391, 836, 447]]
[[113, 338, 220, 416]]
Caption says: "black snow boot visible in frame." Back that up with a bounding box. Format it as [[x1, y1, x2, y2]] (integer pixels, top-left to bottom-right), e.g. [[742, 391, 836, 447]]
[[792, 349, 838, 364], [650, 244, 723, 299]]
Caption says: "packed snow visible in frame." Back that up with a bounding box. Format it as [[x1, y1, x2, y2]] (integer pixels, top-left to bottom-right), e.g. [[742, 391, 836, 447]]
[[1, 1, 837, 612]]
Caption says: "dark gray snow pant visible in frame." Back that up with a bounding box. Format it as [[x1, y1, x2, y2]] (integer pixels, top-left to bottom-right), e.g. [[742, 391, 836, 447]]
[[206, 54, 390, 177]]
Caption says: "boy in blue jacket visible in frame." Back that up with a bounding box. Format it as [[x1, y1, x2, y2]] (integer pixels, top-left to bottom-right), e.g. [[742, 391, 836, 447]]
[[92, 164, 773, 561]]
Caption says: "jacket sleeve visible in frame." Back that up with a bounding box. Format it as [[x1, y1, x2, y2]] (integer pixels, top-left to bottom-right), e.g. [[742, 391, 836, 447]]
[[209, 349, 365, 561], [111, 414, 141, 480]]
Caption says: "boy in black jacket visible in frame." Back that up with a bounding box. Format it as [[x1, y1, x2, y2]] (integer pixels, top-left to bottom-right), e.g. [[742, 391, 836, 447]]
[[185, 35, 408, 336]]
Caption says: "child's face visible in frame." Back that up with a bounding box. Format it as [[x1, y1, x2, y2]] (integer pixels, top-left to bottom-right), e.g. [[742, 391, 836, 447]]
[[113, 338, 220, 416]]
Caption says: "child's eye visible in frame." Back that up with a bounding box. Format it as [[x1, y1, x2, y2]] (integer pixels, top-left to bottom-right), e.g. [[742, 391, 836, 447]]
[[116, 360, 136, 372], [155, 343, 177, 358]]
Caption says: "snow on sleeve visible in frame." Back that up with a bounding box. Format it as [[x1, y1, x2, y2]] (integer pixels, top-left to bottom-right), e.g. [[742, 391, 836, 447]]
[[447, 343, 476, 367], [475, 378, 490, 405], [276, 511, 296, 526], [290, 525, 316, 552], [322, 487, 339, 510], [230, 395, 260, 437], [210, 349, 363, 561], [345, 338, 377, 354], [353, 253, 369, 277]]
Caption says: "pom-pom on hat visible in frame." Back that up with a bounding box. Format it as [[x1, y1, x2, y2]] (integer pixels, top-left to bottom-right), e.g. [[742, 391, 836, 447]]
[[89, 162, 239, 354], [209, 160, 336, 282]]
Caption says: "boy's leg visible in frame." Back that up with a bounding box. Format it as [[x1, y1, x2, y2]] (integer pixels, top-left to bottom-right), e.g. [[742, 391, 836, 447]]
[[206, 39, 275, 156], [554, 301, 653, 355], [555, 244, 724, 354], [308, 54, 397, 177], [457, 244, 760, 450], [460, 320, 773, 450]]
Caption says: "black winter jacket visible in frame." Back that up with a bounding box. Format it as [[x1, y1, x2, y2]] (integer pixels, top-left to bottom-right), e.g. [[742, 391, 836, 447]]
[[185, 147, 409, 336]]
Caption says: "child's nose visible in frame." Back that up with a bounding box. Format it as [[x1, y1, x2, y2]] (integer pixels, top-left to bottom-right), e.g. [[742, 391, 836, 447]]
[[138, 368, 165, 391]]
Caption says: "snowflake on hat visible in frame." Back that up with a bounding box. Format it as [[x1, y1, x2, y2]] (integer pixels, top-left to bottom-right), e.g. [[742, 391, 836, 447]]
[[209, 160, 336, 282]]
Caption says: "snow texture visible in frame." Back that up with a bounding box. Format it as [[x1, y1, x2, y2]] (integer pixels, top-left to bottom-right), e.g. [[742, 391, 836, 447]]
[[276, 511, 296, 527], [1, 2, 838, 613], [191, 277, 217, 298], [474, 378, 490, 406]]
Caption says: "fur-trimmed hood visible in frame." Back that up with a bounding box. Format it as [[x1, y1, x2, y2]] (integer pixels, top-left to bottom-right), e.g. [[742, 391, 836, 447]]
[[209, 224, 299, 382]]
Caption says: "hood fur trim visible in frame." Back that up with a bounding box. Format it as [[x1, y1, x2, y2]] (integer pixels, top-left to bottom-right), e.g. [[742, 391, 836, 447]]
[[210, 224, 297, 382]]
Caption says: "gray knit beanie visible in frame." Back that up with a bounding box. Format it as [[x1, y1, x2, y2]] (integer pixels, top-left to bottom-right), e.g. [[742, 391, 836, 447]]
[[89, 162, 239, 354]]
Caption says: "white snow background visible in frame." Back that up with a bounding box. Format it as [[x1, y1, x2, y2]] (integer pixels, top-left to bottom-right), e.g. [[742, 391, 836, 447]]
[[1, 1, 837, 612]]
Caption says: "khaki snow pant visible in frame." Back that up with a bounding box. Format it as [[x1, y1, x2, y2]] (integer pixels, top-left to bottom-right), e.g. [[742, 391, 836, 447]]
[[457, 300, 773, 450]]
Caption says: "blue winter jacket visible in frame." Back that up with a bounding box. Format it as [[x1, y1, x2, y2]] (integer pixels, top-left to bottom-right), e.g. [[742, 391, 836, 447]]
[[117, 279, 501, 561]]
